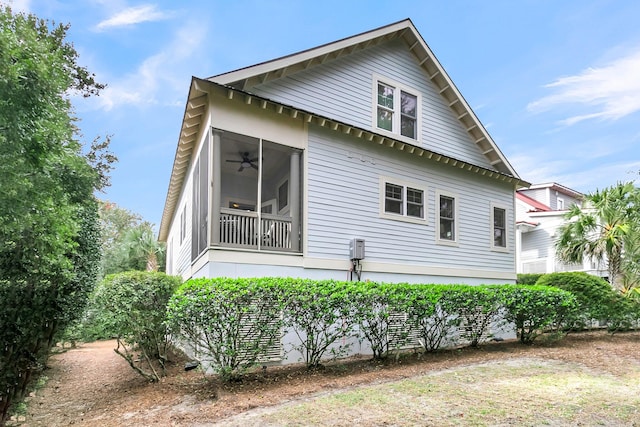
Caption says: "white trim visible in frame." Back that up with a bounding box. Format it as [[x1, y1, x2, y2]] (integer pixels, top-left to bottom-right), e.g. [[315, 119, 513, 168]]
[[435, 189, 459, 246], [378, 176, 428, 225], [490, 202, 509, 252], [193, 249, 515, 280], [276, 175, 290, 215], [371, 74, 422, 143], [306, 258, 515, 280]]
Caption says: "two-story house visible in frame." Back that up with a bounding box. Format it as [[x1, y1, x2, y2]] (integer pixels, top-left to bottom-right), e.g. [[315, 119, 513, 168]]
[[159, 19, 528, 285]]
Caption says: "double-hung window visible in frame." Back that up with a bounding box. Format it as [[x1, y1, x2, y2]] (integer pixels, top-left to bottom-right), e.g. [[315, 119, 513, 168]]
[[436, 190, 458, 244], [374, 76, 420, 140], [491, 203, 508, 251], [380, 177, 426, 223]]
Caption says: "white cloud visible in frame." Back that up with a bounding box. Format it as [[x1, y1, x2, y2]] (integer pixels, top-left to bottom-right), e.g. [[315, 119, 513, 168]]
[[95, 4, 169, 31], [527, 49, 640, 125], [91, 23, 207, 111]]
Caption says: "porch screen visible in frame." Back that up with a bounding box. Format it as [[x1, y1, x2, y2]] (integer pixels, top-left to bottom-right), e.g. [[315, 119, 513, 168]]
[[191, 135, 209, 261]]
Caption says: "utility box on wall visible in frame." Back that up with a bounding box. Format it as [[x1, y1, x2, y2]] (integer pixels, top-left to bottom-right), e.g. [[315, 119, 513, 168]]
[[349, 238, 365, 260]]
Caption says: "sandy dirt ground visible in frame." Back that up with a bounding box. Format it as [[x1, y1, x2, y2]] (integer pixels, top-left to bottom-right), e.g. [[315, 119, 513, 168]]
[[15, 331, 640, 426]]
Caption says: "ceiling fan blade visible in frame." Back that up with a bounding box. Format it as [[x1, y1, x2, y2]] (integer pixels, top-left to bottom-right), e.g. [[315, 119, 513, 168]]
[[238, 165, 244, 172], [251, 163, 259, 170], [226, 159, 242, 163], [250, 158, 259, 162]]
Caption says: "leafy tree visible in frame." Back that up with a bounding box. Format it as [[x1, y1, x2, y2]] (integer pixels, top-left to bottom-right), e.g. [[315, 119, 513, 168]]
[[98, 202, 165, 275], [0, 7, 110, 422], [555, 182, 640, 288]]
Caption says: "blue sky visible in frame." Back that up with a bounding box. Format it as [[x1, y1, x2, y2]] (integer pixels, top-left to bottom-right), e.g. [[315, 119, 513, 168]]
[[7, 0, 640, 227]]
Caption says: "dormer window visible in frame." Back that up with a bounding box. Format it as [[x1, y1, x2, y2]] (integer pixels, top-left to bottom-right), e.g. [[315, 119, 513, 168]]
[[374, 76, 420, 140]]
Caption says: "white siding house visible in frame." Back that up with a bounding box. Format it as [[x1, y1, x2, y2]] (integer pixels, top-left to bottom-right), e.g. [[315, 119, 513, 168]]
[[159, 19, 528, 285]]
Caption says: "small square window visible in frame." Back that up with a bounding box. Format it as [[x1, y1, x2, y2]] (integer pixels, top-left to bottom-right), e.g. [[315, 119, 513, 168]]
[[381, 178, 426, 223]]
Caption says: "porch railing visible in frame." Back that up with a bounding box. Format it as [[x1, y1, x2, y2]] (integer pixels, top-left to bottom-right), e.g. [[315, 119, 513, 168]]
[[219, 208, 294, 251]]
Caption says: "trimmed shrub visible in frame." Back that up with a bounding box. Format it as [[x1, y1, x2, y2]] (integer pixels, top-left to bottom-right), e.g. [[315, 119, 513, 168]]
[[350, 282, 415, 359], [444, 285, 505, 347], [517, 273, 545, 285], [94, 271, 181, 382], [167, 278, 285, 381], [535, 272, 617, 329], [501, 285, 577, 343], [282, 279, 355, 368], [405, 285, 454, 352]]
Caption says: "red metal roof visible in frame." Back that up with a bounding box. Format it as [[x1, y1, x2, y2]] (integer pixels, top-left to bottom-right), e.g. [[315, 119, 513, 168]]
[[516, 192, 551, 212]]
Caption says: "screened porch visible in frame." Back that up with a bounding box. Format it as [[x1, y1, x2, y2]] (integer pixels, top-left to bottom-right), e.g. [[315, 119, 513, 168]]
[[190, 128, 302, 260]]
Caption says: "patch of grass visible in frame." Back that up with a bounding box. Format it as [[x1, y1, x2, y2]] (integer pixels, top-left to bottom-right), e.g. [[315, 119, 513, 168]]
[[254, 358, 640, 426]]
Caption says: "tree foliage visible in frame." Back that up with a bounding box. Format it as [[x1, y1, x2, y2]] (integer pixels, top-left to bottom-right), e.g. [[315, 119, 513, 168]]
[[99, 202, 165, 276], [555, 182, 640, 288], [0, 7, 110, 422]]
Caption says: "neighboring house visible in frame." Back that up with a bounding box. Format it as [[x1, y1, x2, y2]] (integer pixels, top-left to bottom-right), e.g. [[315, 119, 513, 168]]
[[516, 182, 606, 277], [159, 19, 528, 285]]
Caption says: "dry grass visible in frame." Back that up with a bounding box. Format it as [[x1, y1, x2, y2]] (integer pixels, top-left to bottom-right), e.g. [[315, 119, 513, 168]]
[[220, 358, 640, 426]]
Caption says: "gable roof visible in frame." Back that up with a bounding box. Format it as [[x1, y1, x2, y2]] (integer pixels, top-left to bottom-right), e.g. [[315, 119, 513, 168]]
[[210, 18, 519, 178]]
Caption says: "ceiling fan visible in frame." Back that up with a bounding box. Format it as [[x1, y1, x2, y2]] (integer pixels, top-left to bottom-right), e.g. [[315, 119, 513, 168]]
[[226, 151, 259, 172]]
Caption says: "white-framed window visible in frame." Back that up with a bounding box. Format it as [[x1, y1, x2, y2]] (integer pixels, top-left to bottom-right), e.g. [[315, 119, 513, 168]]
[[491, 203, 508, 251], [179, 206, 186, 244], [557, 197, 565, 210], [373, 75, 421, 140], [436, 190, 458, 245], [379, 176, 427, 224]]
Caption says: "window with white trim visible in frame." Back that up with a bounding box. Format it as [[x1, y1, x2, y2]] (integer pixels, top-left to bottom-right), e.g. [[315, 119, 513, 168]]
[[492, 205, 507, 249], [179, 206, 186, 244], [557, 198, 565, 210], [380, 177, 426, 223], [374, 77, 420, 140], [436, 190, 458, 244]]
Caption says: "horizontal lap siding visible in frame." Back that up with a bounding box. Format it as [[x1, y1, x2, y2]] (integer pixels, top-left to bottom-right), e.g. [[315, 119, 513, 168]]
[[250, 39, 492, 168], [307, 126, 514, 271]]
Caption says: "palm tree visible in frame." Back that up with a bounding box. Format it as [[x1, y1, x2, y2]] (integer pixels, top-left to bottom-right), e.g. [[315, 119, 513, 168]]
[[555, 182, 639, 288], [123, 222, 165, 272]]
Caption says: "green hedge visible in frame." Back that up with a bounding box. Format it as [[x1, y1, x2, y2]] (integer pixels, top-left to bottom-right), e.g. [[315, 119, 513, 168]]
[[535, 272, 617, 329], [167, 278, 579, 379], [517, 273, 545, 285], [94, 271, 182, 382]]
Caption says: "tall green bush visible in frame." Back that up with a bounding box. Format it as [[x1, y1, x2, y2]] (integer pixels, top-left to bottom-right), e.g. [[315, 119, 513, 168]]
[[167, 278, 285, 381], [535, 272, 617, 329], [0, 7, 109, 421], [94, 271, 181, 382]]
